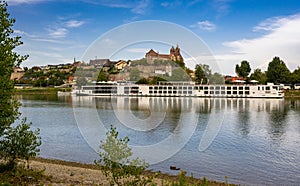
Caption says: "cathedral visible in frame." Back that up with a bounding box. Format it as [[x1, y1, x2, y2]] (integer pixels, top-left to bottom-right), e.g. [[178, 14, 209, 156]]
[[145, 45, 184, 64]]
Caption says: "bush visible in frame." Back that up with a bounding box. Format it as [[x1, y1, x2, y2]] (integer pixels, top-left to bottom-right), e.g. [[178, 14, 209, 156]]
[[95, 125, 155, 186], [0, 118, 41, 170]]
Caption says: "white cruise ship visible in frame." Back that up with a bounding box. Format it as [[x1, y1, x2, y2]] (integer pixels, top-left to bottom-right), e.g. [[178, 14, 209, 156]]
[[73, 81, 284, 98]]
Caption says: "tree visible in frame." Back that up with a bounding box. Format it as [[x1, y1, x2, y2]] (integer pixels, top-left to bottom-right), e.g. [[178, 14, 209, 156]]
[[0, 1, 40, 170], [97, 69, 108, 82], [95, 126, 154, 186], [194, 64, 211, 84], [235, 60, 251, 78], [290, 67, 300, 84], [0, 119, 41, 169], [209, 72, 225, 84], [266, 56, 291, 84], [250, 68, 267, 84]]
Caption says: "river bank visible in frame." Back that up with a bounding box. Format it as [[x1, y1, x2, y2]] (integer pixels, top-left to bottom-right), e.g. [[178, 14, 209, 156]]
[[27, 157, 233, 185], [15, 87, 71, 95]]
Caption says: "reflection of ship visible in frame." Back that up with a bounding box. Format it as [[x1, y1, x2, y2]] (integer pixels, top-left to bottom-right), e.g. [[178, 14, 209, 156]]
[[73, 81, 284, 98]]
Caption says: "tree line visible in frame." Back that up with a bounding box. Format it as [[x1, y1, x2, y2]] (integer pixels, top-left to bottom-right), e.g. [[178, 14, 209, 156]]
[[195, 57, 300, 85]]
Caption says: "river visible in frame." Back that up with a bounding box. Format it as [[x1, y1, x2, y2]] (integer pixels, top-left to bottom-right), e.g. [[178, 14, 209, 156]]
[[17, 94, 300, 185]]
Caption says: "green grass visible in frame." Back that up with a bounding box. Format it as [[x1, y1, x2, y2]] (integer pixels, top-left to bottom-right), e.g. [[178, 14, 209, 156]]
[[284, 90, 300, 97], [15, 87, 71, 94]]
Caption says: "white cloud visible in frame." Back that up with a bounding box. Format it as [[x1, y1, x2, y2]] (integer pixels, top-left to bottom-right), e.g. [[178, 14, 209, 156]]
[[191, 21, 216, 31], [131, 0, 150, 15], [215, 14, 300, 75], [126, 48, 149, 53], [7, 0, 49, 5], [48, 28, 68, 38], [65, 20, 85, 28]]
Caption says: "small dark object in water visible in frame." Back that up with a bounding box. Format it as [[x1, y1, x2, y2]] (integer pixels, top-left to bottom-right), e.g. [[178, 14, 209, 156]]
[[170, 166, 180, 170], [70, 173, 74, 176]]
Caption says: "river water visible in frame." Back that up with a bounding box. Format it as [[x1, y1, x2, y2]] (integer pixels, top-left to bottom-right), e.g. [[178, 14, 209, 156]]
[[17, 94, 300, 185]]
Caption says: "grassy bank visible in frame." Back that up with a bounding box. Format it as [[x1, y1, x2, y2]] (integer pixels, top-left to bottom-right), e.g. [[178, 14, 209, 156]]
[[284, 90, 300, 97], [15, 87, 71, 95], [1, 157, 236, 185]]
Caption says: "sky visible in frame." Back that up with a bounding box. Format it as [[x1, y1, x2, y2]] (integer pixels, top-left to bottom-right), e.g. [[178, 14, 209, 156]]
[[6, 0, 300, 75]]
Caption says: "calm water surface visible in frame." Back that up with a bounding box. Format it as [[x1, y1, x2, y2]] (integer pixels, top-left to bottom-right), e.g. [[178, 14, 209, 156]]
[[18, 94, 300, 185]]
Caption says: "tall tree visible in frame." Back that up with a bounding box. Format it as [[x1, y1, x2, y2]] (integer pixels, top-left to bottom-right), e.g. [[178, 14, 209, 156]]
[[250, 68, 267, 84], [266, 56, 291, 84], [0, 1, 27, 134], [0, 1, 40, 169], [235, 60, 251, 78], [195, 64, 211, 84]]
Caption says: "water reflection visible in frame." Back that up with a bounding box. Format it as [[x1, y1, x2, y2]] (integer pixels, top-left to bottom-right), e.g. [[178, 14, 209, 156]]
[[18, 95, 300, 185]]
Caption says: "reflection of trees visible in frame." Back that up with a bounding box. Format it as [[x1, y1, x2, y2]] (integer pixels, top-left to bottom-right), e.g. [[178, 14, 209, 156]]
[[268, 107, 288, 140], [236, 99, 250, 136]]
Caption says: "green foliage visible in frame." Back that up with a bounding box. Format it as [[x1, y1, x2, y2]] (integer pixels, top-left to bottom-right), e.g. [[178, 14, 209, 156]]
[[250, 68, 267, 84], [0, 119, 41, 169], [97, 69, 108, 82], [235, 60, 251, 78], [195, 64, 207, 84], [150, 76, 167, 85], [168, 68, 190, 81], [136, 78, 150, 84], [209, 72, 224, 84], [290, 67, 300, 84], [95, 125, 155, 186], [130, 58, 148, 66], [0, 1, 41, 172], [266, 56, 291, 84]]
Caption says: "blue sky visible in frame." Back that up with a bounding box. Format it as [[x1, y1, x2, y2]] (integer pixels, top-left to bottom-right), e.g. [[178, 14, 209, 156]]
[[7, 0, 300, 75]]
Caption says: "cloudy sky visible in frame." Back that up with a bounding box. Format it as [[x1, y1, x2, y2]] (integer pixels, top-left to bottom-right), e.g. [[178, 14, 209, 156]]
[[7, 0, 300, 75]]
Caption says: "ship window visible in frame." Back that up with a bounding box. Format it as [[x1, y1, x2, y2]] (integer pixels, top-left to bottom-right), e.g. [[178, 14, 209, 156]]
[[164, 87, 167, 90], [273, 86, 277, 90], [258, 87, 260, 91], [199, 86, 204, 90], [125, 91, 129, 94], [233, 91, 237, 94], [168, 91, 172, 94], [173, 91, 177, 94], [159, 91, 162, 94], [221, 91, 226, 94], [239, 87, 243, 90], [125, 87, 129, 90], [245, 87, 250, 90], [183, 87, 187, 90], [179, 87, 182, 90], [245, 91, 250, 95], [173, 87, 177, 90], [149, 87, 153, 89], [239, 91, 243, 95], [188, 91, 192, 94], [266, 86, 270, 90], [210, 91, 214, 94], [183, 91, 187, 94], [233, 87, 237, 90], [210, 86, 214, 90], [262, 87, 264, 91], [154, 91, 157, 94], [163, 91, 167, 94], [154, 87, 158, 90], [221, 87, 225, 90], [168, 86, 172, 89], [204, 91, 209, 94], [227, 87, 231, 90], [204, 87, 208, 90], [159, 87, 163, 90], [188, 86, 193, 90], [215, 91, 220, 94], [149, 91, 153, 94], [216, 86, 220, 90]]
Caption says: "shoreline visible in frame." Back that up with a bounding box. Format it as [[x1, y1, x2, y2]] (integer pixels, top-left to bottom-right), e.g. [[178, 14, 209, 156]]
[[29, 157, 234, 185]]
